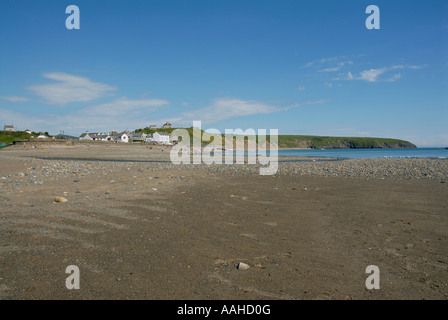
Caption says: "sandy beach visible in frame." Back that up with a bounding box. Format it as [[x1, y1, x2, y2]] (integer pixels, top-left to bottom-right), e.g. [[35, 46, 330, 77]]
[[0, 143, 447, 299]]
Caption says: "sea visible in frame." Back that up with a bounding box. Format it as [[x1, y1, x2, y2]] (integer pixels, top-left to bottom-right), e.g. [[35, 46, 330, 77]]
[[275, 148, 448, 159]]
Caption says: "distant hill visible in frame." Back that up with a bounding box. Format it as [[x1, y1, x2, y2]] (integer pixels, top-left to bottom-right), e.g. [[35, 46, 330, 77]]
[[135, 127, 416, 149], [276, 135, 416, 149]]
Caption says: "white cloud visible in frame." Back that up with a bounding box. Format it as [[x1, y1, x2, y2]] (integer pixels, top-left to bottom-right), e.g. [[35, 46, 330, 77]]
[[0, 96, 29, 102], [29, 73, 117, 105], [359, 67, 388, 82], [178, 97, 283, 124]]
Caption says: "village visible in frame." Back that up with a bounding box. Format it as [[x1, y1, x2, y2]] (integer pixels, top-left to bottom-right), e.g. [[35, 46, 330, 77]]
[[2, 122, 178, 145]]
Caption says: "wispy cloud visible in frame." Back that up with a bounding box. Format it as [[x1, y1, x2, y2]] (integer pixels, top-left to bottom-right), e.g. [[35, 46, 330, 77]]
[[408, 64, 427, 70], [318, 61, 353, 73], [29, 73, 117, 105], [302, 56, 341, 68], [171, 97, 325, 125], [339, 65, 419, 83], [0, 96, 29, 102], [178, 97, 284, 124], [303, 56, 353, 73]]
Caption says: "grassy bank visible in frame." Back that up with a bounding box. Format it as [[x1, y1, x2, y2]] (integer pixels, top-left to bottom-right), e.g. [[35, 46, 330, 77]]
[[0, 131, 34, 145]]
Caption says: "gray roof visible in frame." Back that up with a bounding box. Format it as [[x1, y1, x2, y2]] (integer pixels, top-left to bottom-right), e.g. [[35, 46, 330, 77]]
[[111, 131, 127, 139], [131, 132, 145, 138], [80, 132, 98, 138]]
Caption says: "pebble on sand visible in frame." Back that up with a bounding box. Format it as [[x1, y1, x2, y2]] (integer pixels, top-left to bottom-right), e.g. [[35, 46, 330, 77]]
[[236, 262, 250, 270], [54, 197, 68, 203]]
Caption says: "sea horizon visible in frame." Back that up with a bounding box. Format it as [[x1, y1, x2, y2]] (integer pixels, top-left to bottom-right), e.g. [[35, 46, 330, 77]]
[[248, 147, 448, 159]]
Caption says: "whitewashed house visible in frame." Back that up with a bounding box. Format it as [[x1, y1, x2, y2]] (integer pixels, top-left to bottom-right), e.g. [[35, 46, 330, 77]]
[[153, 132, 170, 144], [111, 131, 130, 143]]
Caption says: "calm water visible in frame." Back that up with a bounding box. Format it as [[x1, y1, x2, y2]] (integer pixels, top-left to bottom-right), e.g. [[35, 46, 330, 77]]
[[276, 148, 448, 159]]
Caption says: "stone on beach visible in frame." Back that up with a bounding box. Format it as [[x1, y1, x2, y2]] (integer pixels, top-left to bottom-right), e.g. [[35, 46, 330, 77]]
[[236, 262, 250, 270], [54, 197, 68, 203]]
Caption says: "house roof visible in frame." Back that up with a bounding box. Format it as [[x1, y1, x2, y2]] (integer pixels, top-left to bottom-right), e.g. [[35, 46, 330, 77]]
[[94, 134, 109, 139], [155, 132, 170, 136], [79, 132, 98, 138], [131, 132, 145, 137], [111, 131, 128, 139]]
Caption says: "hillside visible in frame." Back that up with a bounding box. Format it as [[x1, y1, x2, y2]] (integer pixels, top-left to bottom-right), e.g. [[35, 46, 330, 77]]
[[276, 135, 416, 149], [136, 128, 416, 149], [0, 130, 34, 145]]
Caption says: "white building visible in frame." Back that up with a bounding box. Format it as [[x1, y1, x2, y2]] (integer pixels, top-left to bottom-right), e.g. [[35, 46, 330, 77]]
[[153, 132, 170, 144], [145, 134, 153, 143], [111, 132, 130, 143], [79, 132, 111, 141], [162, 122, 172, 129], [3, 124, 15, 132]]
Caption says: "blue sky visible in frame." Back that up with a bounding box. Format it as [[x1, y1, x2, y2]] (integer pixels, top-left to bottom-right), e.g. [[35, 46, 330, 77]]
[[0, 0, 447, 146]]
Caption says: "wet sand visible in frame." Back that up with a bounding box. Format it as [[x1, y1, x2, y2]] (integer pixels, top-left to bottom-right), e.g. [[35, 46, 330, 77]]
[[0, 144, 447, 299]]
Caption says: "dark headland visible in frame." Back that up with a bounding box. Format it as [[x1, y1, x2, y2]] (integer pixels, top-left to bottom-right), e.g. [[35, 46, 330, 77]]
[[276, 135, 416, 149]]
